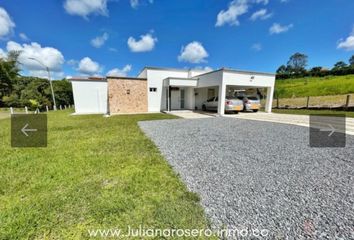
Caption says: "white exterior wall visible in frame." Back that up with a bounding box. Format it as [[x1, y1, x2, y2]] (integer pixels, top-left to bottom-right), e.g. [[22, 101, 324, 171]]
[[197, 70, 223, 88], [222, 71, 275, 88], [71, 80, 107, 114], [146, 69, 189, 112]]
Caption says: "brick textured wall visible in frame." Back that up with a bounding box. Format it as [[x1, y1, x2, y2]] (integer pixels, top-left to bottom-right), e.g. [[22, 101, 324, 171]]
[[108, 78, 148, 114]]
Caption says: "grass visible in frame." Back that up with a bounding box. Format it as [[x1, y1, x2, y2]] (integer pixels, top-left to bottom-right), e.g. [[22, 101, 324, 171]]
[[275, 74, 354, 98], [273, 109, 354, 118], [0, 110, 213, 239], [272, 94, 353, 108], [0, 112, 9, 120]]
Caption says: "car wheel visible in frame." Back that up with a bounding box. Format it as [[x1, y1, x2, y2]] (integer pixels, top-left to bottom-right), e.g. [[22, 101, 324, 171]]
[[253, 109, 259, 112], [202, 105, 206, 111]]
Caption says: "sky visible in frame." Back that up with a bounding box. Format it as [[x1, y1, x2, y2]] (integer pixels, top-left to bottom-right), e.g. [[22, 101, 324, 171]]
[[0, 0, 354, 79]]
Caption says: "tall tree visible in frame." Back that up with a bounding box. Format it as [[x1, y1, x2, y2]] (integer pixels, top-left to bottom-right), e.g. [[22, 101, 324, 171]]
[[333, 61, 347, 70], [276, 65, 287, 74], [287, 52, 308, 74], [350, 55, 354, 66], [0, 51, 21, 101]]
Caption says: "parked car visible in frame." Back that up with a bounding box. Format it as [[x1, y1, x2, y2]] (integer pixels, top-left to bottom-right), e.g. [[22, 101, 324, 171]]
[[202, 96, 244, 113], [238, 96, 261, 112]]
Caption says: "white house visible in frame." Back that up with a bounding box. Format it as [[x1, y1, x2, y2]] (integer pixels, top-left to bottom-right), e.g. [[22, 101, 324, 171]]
[[71, 67, 275, 115]]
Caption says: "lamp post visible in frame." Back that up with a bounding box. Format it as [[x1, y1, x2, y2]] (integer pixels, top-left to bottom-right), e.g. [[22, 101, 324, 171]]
[[28, 57, 57, 111]]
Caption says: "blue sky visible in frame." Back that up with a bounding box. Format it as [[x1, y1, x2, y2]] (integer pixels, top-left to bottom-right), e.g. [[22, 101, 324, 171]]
[[0, 0, 354, 79]]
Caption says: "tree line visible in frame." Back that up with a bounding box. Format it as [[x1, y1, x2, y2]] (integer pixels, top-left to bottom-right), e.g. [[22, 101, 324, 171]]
[[0, 51, 73, 110], [276, 53, 354, 79]]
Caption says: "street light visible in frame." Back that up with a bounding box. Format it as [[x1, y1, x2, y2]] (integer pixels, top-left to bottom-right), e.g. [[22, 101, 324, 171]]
[[28, 57, 57, 111]]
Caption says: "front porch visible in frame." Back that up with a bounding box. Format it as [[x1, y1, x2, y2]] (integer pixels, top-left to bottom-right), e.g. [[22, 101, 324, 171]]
[[163, 77, 198, 111]]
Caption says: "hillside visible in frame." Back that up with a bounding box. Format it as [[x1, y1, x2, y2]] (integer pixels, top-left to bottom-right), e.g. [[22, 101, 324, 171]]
[[275, 74, 354, 98]]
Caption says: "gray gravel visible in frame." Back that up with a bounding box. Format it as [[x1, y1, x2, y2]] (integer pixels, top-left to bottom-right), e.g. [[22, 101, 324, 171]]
[[139, 117, 354, 239]]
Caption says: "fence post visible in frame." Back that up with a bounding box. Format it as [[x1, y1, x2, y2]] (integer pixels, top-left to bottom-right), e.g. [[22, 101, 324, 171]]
[[64, 105, 67, 109], [276, 95, 279, 109], [306, 96, 310, 109], [60, 105, 62, 110], [25, 106, 28, 114], [345, 95, 351, 110], [46, 105, 49, 112], [10, 107, 14, 115]]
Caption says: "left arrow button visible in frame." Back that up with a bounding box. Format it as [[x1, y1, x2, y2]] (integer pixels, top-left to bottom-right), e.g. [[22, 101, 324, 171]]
[[21, 123, 38, 137]]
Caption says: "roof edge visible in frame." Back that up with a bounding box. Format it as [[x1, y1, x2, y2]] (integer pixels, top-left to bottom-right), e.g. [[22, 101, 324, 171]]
[[107, 76, 147, 80]]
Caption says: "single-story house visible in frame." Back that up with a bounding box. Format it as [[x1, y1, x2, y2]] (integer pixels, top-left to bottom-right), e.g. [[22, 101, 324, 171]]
[[70, 67, 275, 115]]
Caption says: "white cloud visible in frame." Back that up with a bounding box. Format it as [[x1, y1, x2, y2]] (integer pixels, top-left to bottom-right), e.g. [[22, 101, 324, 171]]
[[6, 41, 65, 72], [256, 0, 269, 4], [0, 48, 6, 58], [0, 7, 15, 39], [91, 32, 109, 48], [337, 28, 354, 51], [28, 70, 65, 79], [269, 23, 293, 34], [67, 59, 78, 66], [130, 0, 153, 9], [215, 0, 249, 27], [64, 0, 108, 18], [130, 0, 139, 8], [193, 66, 213, 72], [337, 36, 354, 51], [250, 9, 272, 21], [251, 43, 262, 51], [78, 57, 101, 74], [127, 33, 157, 52], [107, 65, 132, 77], [19, 33, 30, 41], [178, 41, 209, 64]]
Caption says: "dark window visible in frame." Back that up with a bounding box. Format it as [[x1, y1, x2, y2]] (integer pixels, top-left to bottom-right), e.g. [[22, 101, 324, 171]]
[[207, 97, 214, 102], [149, 87, 157, 92]]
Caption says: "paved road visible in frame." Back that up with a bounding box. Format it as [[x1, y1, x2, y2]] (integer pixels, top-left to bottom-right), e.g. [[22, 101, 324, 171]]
[[139, 118, 354, 239]]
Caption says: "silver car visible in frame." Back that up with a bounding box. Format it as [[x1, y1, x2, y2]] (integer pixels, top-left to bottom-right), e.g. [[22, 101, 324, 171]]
[[239, 96, 261, 112], [202, 96, 244, 113]]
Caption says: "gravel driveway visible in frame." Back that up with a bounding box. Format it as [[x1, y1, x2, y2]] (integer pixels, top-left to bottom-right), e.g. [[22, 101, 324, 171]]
[[139, 117, 354, 239]]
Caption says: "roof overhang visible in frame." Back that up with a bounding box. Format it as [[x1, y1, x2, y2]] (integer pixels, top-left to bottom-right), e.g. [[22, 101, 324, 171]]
[[163, 77, 198, 87]]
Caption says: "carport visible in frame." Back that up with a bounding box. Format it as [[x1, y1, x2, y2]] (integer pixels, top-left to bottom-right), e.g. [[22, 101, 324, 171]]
[[194, 68, 275, 115]]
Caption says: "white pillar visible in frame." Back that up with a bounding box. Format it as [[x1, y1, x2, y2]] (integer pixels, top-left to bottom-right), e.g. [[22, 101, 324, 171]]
[[217, 83, 226, 116], [10, 107, 14, 115], [265, 86, 274, 113], [25, 106, 28, 114]]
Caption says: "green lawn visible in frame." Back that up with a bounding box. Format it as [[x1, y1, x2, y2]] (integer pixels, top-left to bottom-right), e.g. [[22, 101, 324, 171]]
[[275, 74, 354, 98], [0, 110, 212, 239], [273, 109, 354, 118]]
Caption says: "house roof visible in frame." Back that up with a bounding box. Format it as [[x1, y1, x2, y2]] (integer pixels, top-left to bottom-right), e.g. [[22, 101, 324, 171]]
[[137, 66, 275, 78], [69, 76, 106, 82]]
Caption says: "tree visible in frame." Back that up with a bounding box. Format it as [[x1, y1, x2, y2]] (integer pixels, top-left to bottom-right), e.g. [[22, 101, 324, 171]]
[[333, 61, 347, 70], [287, 52, 308, 74], [276, 65, 288, 74], [309, 66, 322, 76], [0, 51, 21, 103], [350, 55, 354, 66]]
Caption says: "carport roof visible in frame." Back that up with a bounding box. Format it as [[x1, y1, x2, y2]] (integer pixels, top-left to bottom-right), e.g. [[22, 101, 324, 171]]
[[193, 68, 276, 78]]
